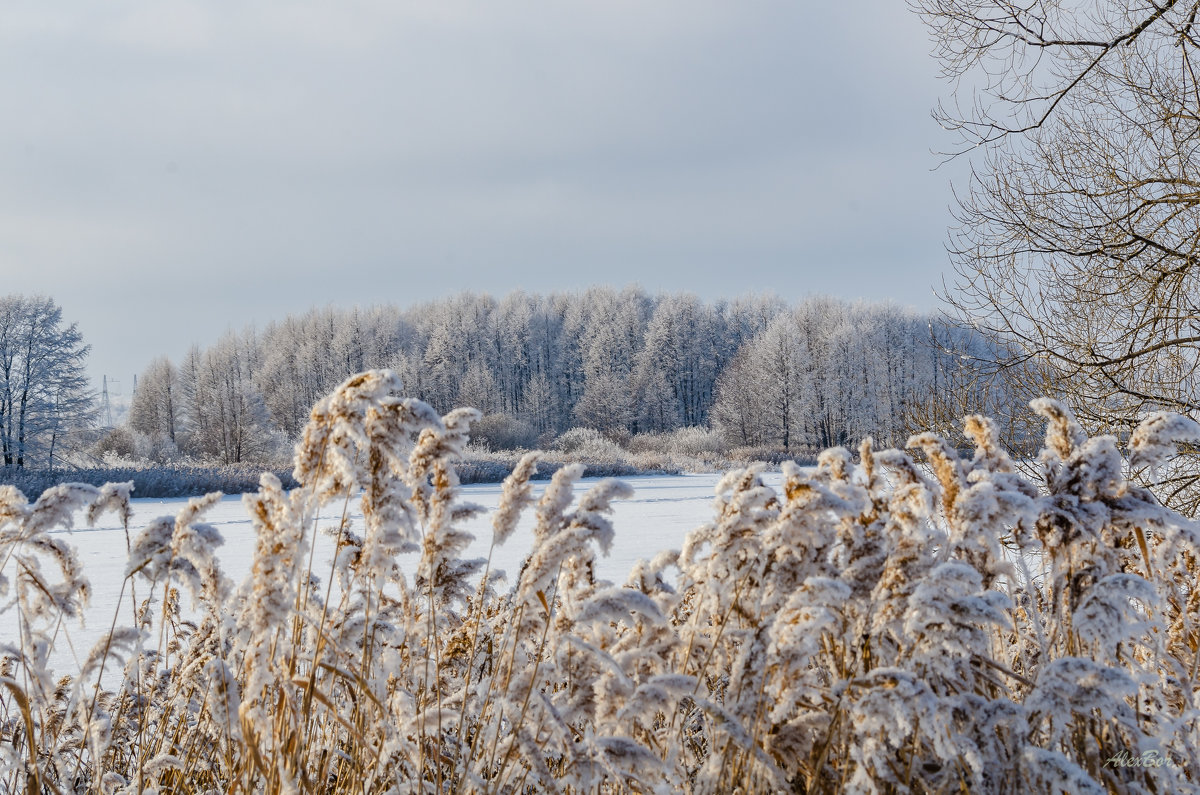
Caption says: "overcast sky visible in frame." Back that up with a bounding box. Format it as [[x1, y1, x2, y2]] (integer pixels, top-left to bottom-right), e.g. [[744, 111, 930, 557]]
[[0, 1, 967, 391]]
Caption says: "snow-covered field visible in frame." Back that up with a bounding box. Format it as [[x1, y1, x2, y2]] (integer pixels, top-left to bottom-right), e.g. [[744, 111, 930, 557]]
[[5, 471, 781, 675]]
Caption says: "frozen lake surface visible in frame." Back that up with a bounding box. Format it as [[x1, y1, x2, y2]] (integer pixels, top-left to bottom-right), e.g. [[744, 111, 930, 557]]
[[5, 471, 784, 676]]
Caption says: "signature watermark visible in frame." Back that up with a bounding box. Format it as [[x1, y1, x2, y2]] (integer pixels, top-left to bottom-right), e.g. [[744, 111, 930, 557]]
[[1104, 749, 1181, 769]]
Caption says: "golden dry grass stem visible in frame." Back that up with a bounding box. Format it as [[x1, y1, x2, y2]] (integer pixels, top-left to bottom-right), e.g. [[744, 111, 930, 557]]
[[0, 372, 1198, 793]]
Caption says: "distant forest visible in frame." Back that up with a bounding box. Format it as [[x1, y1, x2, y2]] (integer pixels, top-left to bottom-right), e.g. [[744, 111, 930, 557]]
[[113, 287, 1020, 465]]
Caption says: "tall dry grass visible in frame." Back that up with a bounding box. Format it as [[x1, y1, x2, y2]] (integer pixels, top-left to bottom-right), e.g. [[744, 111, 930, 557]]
[[1, 370, 1198, 793]]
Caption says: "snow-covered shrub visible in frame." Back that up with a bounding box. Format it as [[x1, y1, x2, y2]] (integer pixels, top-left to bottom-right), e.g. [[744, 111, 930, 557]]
[[93, 429, 184, 465], [133, 431, 182, 464], [628, 426, 728, 458], [455, 446, 678, 482], [468, 413, 539, 451], [727, 443, 807, 465], [2, 371, 1198, 793], [552, 426, 629, 459], [550, 427, 722, 473], [93, 427, 138, 460]]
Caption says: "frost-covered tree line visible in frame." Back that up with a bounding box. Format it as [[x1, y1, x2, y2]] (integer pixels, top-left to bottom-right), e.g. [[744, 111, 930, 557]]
[[123, 288, 1018, 464]]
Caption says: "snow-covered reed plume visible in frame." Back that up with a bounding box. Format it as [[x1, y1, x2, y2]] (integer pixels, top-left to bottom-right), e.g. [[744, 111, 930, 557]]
[[2, 373, 1198, 793]]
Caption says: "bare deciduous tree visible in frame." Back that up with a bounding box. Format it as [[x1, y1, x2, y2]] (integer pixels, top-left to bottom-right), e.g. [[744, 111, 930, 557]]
[[915, 0, 1200, 507]]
